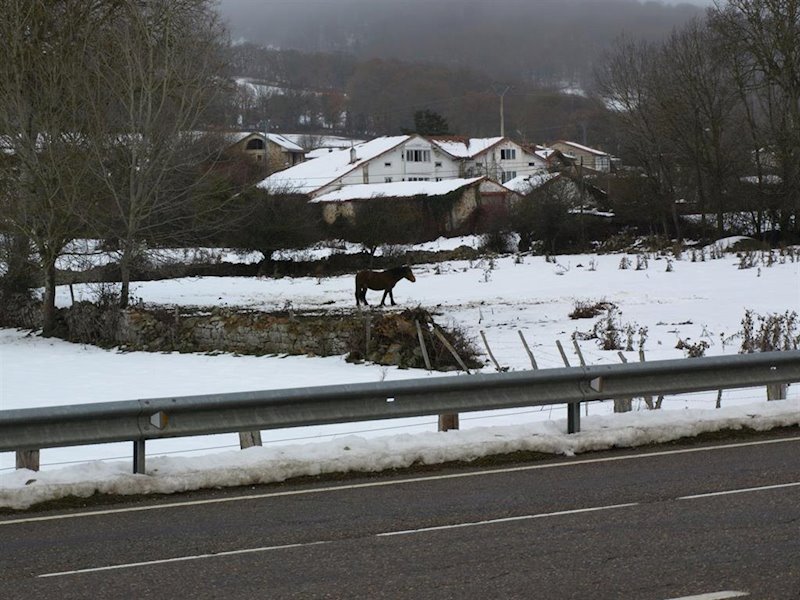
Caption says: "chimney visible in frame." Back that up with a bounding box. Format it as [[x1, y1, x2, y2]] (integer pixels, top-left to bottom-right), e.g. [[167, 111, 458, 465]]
[[349, 147, 357, 163]]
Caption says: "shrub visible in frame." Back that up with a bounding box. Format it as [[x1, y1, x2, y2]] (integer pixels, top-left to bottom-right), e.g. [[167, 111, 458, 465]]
[[569, 299, 615, 319], [676, 338, 709, 358], [739, 310, 800, 353]]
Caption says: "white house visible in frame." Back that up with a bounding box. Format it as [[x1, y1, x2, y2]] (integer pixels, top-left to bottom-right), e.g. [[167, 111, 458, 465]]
[[549, 140, 612, 173], [429, 136, 550, 183], [257, 134, 552, 198]]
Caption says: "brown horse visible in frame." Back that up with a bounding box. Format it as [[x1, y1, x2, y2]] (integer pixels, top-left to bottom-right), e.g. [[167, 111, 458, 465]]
[[355, 265, 416, 307]]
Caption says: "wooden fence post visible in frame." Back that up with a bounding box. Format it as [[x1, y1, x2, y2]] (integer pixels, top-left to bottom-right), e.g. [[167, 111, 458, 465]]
[[415, 320, 432, 371], [555, 340, 570, 367], [572, 339, 589, 416], [518, 330, 538, 369], [433, 327, 471, 374], [480, 330, 505, 372]]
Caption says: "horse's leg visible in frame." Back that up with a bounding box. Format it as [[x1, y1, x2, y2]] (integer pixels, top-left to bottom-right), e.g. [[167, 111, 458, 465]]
[[389, 287, 396, 305], [380, 289, 389, 306]]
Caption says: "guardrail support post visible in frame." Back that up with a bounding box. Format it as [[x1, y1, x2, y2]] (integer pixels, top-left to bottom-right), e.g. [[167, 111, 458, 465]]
[[767, 383, 788, 400], [239, 431, 263, 448], [133, 440, 146, 474], [16, 449, 40, 471], [568, 402, 580, 434]]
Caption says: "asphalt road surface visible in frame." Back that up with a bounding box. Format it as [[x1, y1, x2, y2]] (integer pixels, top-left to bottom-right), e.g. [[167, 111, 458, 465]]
[[2, 430, 799, 599]]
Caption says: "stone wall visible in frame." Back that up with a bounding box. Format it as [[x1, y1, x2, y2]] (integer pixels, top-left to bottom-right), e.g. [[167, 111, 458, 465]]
[[2, 296, 482, 370], [119, 308, 354, 357]]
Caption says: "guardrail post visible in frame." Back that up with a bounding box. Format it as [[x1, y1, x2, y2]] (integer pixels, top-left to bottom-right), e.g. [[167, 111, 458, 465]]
[[16, 449, 40, 471], [557, 340, 581, 433], [133, 440, 146, 474], [767, 383, 788, 400], [239, 431, 263, 448], [567, 403, 580, 434]]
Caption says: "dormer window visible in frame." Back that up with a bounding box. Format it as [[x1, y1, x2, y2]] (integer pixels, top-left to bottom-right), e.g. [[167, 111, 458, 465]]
[[500, 148, 516, 160], [406, 149, 431, 162]]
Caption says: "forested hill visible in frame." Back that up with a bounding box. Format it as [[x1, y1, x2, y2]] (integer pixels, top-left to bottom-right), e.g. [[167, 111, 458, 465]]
[[218, 0, 705, 86]]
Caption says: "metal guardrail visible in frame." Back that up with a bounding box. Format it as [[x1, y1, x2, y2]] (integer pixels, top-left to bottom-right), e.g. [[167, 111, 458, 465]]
[[2, 350, 799, 473]]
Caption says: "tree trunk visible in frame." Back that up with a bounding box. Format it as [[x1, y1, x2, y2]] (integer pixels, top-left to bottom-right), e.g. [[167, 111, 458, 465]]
[[41, 260, 58, 337], [119, 259, 130, 309]]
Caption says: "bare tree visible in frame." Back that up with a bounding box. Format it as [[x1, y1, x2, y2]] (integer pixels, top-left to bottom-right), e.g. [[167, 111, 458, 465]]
[[0, 0, 112, 334], [654, 21, 744, 234], [595, 37, 681, 237], [711, 0, 800, 238], [84, 0, 228, 307]]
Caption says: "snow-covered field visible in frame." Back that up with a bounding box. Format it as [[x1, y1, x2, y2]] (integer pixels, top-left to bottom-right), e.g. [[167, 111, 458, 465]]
[[2, 237, 799, 509]]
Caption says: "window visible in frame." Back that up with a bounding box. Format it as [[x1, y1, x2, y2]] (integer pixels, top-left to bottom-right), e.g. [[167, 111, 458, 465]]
[[528, 162, 536, 167], [500, 148, 516, 160], [405, 149, 431, 162], [246, 139, 265, 150], [435, 161, 442, 167], [408, 176, 430, 181], [384, 177, 393, 183], [384, 162, 392, 167], [501, 171, 517, 183]]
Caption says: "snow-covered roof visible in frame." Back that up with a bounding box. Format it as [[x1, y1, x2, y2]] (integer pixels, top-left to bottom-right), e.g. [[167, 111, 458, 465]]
[[533, 145, 559, 161], [281, 134, 366, 150], [502, 172, 560, 194], [225, 131, 305, 152], [257, 135, 411, 195], [554, 140, 609, 157], [429, 136, 505, 159], [266, 133, 304, 152], [311, 177, 486, 203]]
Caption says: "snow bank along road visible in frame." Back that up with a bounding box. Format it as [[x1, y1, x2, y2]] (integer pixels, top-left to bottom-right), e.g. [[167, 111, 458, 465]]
[[2, 432, 798, 599]]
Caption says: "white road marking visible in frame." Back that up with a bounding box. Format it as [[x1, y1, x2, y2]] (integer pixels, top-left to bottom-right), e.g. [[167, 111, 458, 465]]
[[38, 502, 639, 578], [665, 591, 749, 599], [679, 481, 800, 500], [376, 502, 639, 537], [38, 540, 330, 578], [3, 436, 798, 526]]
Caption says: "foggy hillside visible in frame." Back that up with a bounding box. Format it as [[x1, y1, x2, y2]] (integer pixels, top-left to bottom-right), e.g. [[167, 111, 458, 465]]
[[218, 0, 707, 85]]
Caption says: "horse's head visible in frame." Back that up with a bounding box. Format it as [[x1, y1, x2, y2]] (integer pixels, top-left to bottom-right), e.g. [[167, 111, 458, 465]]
[[403, 265, 416, 282]]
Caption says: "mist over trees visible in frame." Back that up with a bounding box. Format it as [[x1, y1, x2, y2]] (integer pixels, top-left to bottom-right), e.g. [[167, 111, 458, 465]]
[[225, 44, 621, 150], [219, 0, 705, 86], [218, 1, 708, 149]]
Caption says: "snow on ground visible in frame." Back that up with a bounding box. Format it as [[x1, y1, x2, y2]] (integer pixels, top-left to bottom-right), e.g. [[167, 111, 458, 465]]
[[2, 237, 799, 509]]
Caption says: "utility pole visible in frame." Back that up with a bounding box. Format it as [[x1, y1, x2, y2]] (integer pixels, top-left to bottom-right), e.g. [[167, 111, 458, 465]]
[[492, 85, 510, 137]]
